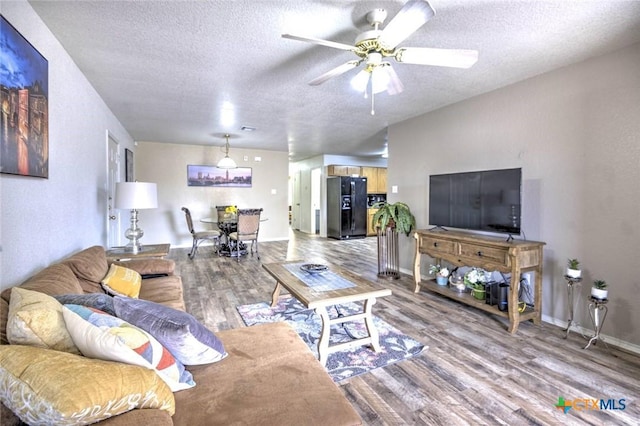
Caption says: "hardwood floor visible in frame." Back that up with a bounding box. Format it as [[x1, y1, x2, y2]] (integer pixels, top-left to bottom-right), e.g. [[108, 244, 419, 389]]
[[169, 230, 640, 425]]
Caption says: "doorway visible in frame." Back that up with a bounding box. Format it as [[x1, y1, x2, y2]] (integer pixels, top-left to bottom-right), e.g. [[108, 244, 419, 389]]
[[107, 133, 120, 247], [311, 168, 321, 234]]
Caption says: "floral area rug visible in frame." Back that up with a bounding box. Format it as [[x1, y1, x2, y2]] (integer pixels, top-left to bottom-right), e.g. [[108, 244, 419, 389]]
[[236, 297, 426, 382]]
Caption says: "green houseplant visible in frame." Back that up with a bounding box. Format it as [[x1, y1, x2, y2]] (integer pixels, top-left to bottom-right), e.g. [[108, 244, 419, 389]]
[[591, 279, 608, 300], [566, 258, 581, 279], [371, 201, 416, 236]]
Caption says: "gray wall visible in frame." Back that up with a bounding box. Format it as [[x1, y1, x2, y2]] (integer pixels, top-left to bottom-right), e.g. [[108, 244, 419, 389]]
[[1, 1, 134, 289], [389, 42, 640, 349]]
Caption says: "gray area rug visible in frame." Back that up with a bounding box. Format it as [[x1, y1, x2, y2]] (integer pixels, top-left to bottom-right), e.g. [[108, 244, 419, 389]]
[[236, 297, 426, 382]]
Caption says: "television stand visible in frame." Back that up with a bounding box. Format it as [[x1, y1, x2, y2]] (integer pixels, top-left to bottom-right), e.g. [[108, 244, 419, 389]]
[[413, 229, 545, 334]]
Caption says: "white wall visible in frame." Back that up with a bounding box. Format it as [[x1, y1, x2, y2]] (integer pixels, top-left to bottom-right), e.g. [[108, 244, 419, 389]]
[[0, 1, 134, 289], [134, 142, 289, 248], [389, 42, 640, 348]]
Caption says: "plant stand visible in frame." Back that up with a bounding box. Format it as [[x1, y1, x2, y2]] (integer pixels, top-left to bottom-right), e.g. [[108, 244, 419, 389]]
[[583, 297, 610, 351], [377, 227, 399, 279], [562, 275, 582, 339]]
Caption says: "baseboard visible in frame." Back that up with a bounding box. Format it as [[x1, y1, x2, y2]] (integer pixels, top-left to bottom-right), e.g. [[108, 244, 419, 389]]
[[542, 314, 640, 356], [402, 268, 640, 356]]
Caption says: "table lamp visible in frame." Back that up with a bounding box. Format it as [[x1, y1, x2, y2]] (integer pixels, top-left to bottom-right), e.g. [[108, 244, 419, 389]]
[[115, 182, 158, 253]]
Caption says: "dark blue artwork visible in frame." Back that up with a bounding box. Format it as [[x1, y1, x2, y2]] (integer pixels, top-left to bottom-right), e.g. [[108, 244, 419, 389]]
[[1, 15, 49, 178]]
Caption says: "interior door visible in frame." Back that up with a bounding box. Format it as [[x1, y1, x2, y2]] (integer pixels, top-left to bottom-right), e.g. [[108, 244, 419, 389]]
[[107, 134, 120, 247], [292, 171, 301, 230]]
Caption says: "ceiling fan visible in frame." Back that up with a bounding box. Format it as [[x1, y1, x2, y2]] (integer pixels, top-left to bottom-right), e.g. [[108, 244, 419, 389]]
[[283, 0, 478, 113]]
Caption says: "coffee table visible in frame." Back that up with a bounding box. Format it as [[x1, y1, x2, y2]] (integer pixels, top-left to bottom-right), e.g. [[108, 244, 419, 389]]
[[262, 261, 392, 366]]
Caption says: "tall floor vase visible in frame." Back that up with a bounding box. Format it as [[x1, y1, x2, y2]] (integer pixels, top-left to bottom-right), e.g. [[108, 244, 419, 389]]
[[377, 227, 400, 279]]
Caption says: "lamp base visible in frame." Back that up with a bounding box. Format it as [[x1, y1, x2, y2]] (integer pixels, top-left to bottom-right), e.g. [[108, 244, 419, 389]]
[[124, 209, 145, 254]]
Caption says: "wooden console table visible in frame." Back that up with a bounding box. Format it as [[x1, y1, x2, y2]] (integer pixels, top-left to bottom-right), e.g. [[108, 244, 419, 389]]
[[413, 229, 545, 334]]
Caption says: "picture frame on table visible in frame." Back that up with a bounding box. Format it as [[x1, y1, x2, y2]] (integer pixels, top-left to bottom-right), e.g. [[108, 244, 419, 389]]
[[0, 15, 49, 178], [187, 165, 252, 187]]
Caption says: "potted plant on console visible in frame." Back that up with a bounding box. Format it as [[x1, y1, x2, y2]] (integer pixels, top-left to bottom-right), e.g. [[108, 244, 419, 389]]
[[429, 264, 450, 286], [566, 258, 581, 279], [371, 201, 416, 279], [591, 279, 608, 300], [464, 267, 488, 300]]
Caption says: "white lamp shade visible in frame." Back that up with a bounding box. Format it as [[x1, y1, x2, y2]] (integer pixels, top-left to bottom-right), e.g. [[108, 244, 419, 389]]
[[217, 156, 237, 169], [115, 182, 158, 210]]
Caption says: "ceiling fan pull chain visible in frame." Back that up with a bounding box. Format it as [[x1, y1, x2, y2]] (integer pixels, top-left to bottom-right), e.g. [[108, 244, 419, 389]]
[[371, 89, 375, 116]]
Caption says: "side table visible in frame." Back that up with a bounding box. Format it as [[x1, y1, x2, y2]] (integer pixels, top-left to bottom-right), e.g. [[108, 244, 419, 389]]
[[106, 243, 171, 262], [562, 275, 582, 339], [583, 297, 609, 350]]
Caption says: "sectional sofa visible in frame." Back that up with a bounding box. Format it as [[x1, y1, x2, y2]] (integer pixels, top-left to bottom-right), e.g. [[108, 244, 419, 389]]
[[0, 246, 362, 425]]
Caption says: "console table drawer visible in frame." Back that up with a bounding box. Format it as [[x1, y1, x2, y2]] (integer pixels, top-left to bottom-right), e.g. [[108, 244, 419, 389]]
[[418, 236, 456, 255], [459, 244, 508, 266]]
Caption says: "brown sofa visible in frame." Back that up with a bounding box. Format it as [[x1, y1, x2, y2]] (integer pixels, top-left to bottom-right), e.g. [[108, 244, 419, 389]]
[[0, 246, 362, 425]]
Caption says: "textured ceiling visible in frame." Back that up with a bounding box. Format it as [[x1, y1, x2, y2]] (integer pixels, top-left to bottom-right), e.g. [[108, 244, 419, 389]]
[[29, 0, 640, 161]]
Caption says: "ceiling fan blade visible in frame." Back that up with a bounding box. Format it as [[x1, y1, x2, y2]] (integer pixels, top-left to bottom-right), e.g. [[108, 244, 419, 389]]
[[378, 0, 435, 50], [309, 61, 361, 86], [282, 33, 355, 51], [395, 47, 478, 68]]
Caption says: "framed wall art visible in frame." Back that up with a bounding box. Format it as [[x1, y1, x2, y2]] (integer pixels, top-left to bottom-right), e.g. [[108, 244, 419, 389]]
[[187, 165, 252, 187], [0, 15, 49, 178], [125, 148, 134, 182]]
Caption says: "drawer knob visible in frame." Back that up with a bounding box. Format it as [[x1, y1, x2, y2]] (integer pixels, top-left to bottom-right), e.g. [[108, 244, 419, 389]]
[[477, 251, 483, 256], [433, 242, 438, 247]]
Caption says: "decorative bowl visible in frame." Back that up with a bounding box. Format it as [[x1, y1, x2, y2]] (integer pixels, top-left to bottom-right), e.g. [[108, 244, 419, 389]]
[[300, 264, 328, 275]]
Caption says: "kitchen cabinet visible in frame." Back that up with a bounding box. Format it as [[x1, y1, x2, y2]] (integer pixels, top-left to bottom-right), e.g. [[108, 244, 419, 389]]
[[327, 165, 361, 176], [367, 208, 379, 236], [361, 167, 387, 193]]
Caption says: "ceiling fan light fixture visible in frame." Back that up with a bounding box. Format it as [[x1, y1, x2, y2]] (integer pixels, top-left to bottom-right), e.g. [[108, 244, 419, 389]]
[[350, 69, 370, 93], [217, 134, 237, 169], [371, 66, 390, 94]]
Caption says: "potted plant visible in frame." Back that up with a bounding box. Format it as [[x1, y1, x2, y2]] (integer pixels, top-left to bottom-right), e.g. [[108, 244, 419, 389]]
[[566, 258, 581, 279], [429, 264, 450, 286], [591, 279, 608, 300], [464, 267, 488, 300], [371, 201, 416, 236]]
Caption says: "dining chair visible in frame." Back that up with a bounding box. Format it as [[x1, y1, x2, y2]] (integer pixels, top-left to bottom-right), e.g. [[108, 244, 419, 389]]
[[228, 208, 263, 262], [181, 207, 220, 259]]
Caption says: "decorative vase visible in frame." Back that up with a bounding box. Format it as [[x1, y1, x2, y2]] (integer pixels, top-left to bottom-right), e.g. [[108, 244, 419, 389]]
[[591, 288, 608, 300], [436, 275, 448, 286], [566, 268, 581, 279]]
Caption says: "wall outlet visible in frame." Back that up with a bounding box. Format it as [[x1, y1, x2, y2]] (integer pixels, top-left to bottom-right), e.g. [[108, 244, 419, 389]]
[[391, 185, 398, 193]]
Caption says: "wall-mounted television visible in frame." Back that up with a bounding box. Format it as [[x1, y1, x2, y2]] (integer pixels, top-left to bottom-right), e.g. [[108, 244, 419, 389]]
[[429, 168, 522, 235]]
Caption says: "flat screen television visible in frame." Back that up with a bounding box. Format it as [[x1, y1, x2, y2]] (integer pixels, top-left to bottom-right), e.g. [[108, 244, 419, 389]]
[[429, 167, 522, 235]]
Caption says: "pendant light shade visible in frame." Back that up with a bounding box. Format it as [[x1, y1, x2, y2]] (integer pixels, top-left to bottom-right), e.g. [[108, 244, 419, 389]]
[[217, 134, 237, 169]]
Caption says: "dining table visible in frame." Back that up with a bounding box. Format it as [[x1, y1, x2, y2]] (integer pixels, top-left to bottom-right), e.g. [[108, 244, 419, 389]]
[[200, 214, 269, 257]]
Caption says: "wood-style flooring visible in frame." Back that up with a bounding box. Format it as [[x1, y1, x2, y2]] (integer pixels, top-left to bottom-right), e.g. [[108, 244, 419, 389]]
[[168, 230, 640, 425]]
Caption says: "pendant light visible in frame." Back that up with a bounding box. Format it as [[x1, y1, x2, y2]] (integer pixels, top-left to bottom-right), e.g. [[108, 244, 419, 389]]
[[217, 134, 237, 169]]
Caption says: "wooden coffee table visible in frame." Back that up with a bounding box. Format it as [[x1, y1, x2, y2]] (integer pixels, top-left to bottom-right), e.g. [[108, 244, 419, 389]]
[[262, 261, 392, 366]]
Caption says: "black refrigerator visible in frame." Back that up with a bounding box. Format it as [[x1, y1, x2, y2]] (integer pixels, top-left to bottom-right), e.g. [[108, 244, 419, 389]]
[[327, 176, 368, 240]]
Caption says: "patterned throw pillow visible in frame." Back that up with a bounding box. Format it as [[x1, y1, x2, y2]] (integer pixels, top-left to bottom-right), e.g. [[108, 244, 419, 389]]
[[101, 264, 141, 298], [53, 293, 116, 316], [6, 287, 80, 354], [0, 345, 175, 425], [62, 304, 195, 392], [113, 296, 227, 365]]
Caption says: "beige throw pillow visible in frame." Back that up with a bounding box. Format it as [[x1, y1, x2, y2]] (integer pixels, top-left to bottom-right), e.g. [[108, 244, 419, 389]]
[[6, 287, 79, 354]]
